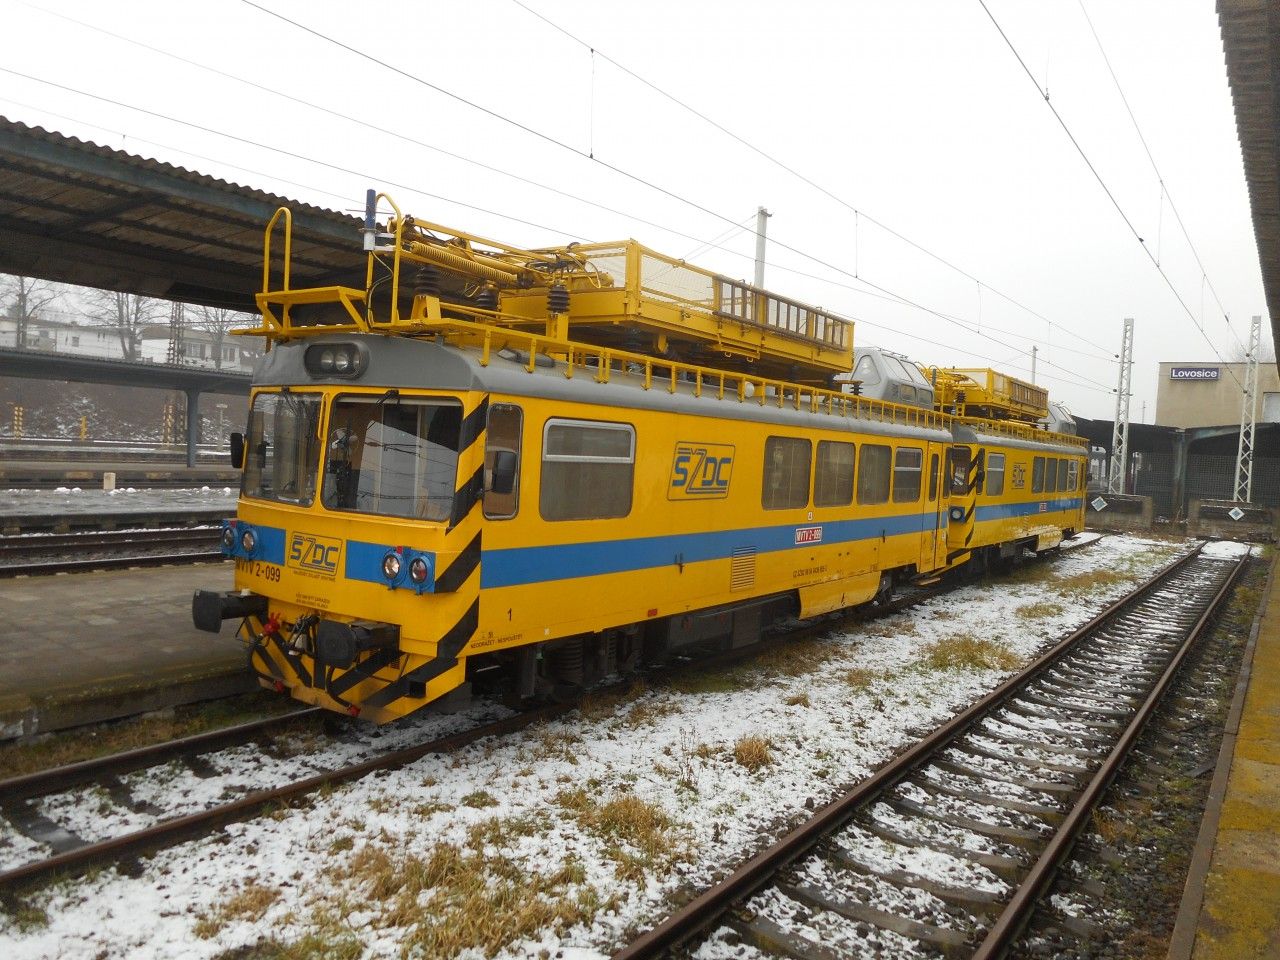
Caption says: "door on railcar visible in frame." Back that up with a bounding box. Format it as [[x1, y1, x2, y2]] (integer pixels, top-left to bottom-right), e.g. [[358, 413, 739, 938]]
[[946, 445, 976, 557], [921, 444, 949, 572]]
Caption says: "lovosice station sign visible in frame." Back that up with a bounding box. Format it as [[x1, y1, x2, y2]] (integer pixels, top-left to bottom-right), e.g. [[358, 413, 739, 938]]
[[1169, 366, 1220, 381]]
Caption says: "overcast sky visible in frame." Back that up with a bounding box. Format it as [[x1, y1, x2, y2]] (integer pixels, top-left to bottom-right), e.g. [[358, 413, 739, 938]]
[[1, 0, 1266, 421]]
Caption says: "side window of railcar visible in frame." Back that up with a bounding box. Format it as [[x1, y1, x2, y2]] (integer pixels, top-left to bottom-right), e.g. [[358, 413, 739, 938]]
[[1068, 460, 1080, 492], [986, 453, 1006, 496], [1045, 458, 1058, 493], [541, 419, 635, 521], [814, 440, 855, 507], [892, 447, 923, 503], [763, 437, 812, 509], [1032, 456, 1045, 494], [483, 404, 522, 519], [1057, 459, 1069, 493], [857, 444, 892, 505], [928, 453, 939, 502]]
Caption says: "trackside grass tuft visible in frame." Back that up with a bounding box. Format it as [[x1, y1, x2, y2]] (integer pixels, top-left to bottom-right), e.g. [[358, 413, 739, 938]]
[[921, 634, 1019, 672], [194, 882, 281, 939], [1015, 600, 1065, 620], [733, 734, 773, 771]]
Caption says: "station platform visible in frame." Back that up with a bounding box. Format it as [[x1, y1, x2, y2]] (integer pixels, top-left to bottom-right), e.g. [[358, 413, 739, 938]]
[[1171, 558, 1280, 959], [0, 561, 254, 739], [0, 458, 239, 490]]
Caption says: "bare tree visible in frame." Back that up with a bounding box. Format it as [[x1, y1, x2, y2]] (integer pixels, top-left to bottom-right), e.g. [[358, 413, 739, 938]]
[[87, 290, 161, 361], [192, 305, 247, 369], [1226, 329, 1276, 365], [1, 274, 60, 349]]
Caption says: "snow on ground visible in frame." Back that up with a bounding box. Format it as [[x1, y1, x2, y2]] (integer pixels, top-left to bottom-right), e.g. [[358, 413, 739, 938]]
[[0, 535, 1190, 959], [1199, 539, 1253, 559]]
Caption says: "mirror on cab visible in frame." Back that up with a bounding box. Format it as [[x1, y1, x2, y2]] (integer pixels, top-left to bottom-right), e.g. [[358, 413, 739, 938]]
[[489, 449, 517, 494], [229, 432, 245, 470]]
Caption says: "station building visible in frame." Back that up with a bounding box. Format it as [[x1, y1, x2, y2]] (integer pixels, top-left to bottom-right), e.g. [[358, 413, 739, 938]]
[[1154, 361, 1280, 428]]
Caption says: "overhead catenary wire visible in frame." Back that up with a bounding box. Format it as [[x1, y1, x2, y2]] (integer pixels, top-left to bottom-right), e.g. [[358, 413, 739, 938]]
[[508, 0, 1118, 361], [16, 0, 1104, 369], [975, 0, 1245, 390], [232, 0, 1117, 387], [1075, 0, 1249, 356]]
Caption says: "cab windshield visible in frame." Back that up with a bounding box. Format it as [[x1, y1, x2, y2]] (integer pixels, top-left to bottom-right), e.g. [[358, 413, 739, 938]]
[[322, 394, 462, 521], [243, 391, 323, 505]]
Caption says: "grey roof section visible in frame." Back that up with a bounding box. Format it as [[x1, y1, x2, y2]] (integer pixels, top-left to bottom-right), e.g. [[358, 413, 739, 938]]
[[0, 117, 366, 312], [1218, 0, 1280, 366]]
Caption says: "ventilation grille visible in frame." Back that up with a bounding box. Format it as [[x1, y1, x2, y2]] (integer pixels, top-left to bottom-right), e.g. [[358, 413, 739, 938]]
[[730, 546, 757, 592]]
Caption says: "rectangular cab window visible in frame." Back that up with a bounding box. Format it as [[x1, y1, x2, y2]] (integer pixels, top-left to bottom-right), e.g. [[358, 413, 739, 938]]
[[541, 419, 635, 521], [857, 443, 892, 505], [928, 453, 939, 502], [244, 391, 323, 506], [1068, 460, 1080, 492], [814, 440, 855, 507], [1057, 458, 1069, 493], [1045, 457, 1059, 493], [763, 437, 812, 509], [1032, 456, 1045, 493], [986, 452, 1006, 496], [322, 394, 462, 521], [484, 404, 522, 519], [892, 447, 923, 503]]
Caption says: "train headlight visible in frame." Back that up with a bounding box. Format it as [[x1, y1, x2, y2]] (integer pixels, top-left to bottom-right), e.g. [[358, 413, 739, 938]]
[[304, 343, 367, 378], [240, 529, 257, 554], [409, 557, 429, 583], [221, 526, 236, 551], [382, 553, 402, 581]]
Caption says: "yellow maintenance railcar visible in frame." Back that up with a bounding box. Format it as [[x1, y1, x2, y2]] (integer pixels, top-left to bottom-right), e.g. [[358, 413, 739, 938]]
[[193, 192, 1087, 722]]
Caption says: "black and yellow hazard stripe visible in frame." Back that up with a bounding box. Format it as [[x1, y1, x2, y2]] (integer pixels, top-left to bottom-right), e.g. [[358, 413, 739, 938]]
[[356, 391, 489, 718]]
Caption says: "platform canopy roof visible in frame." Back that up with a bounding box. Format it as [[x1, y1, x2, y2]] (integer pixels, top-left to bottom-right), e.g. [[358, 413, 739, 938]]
[[1220, 0, 1280, 366], [0, 116, 366, 313]]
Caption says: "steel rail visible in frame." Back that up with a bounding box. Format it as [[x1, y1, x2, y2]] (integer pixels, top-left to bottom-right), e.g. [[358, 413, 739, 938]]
[[0, 551, 225, 577], [0, 708, 322, 802], [612, 544, 1200, 959], [970, 551, 1248, 958], [0, 703, 570, 894], [0, 528, 221, 554]]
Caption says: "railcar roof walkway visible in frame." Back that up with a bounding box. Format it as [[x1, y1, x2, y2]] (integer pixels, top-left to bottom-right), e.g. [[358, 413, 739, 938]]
[[1170, 551, 1280, 959]]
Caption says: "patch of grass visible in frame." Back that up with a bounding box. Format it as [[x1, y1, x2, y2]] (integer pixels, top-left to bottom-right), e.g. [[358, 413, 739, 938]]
[[1054, 568, 1130, 596], [666, 669, 748, 695], [1, 900, 49, 933], [213, 907, 362, 960], [843, 668, 878, 691], [621, 700, 680, 727], [752, 637, 841, 677], [555, 787, 685, 879], [783, 691, 811, 707], [461, 790, 498, 809], [1015, 600, 1065, 620], [733, 735, 773, 771], [327, 836, 354, 855], [578, 679, 647, 720], [921, 634, 1019, 672], [328, 829, 616, 958], [0, 693, 304, 780], [860, 619, 918, 638], [195, 882, 282, 939]]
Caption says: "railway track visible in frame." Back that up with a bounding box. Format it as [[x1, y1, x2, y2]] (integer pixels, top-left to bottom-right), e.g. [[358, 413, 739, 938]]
[[0, 526, 224, 576], [614, 545, 1244, 960], [0, 702, 566, 895], [0, 534, 1105, 900]]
